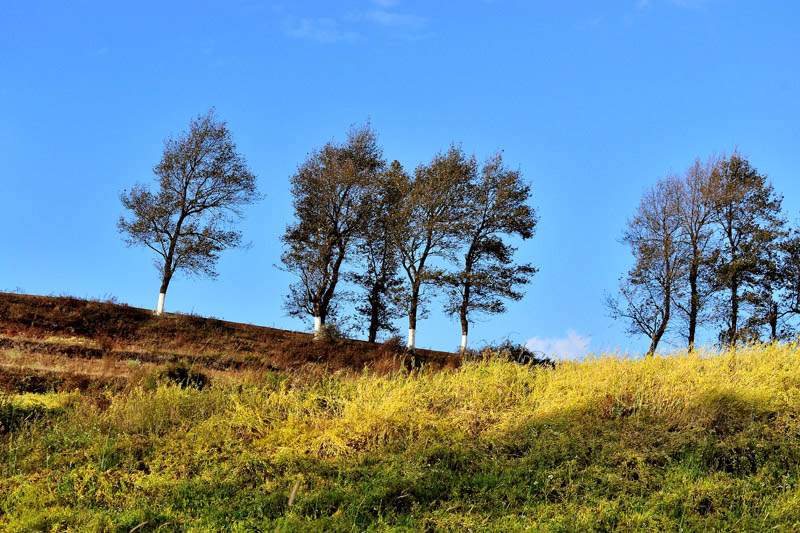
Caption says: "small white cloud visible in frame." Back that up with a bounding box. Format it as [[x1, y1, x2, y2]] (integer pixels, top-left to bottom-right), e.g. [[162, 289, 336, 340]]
[[240, 1, 266, 14], [669, 0, 712, 9], [577, 16, 604, 28], [637, 0, 714, 9], [281, 3, 427, 44], [367, 9, 427, 29], [525, 329, 591, 361], [285, 17, 359, 43]]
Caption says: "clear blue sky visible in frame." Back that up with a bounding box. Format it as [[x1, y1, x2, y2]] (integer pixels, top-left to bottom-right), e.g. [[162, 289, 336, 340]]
[[2, 1, 799, 356]]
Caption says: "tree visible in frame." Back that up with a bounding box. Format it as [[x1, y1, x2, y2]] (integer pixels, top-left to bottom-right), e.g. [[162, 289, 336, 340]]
[[673, 157, 718, 350], [444, 153, 537, 353], [349, 161, 404, 343], [739, 227, 800, 342], [389, 146, 474, 349], [281, 123, 384, 336], [607, 176, 685, 355], [745, 245, 785, 341], [118, 109, 259, 315], [709, 152, 784, 345], [771, 228, 800, 338]]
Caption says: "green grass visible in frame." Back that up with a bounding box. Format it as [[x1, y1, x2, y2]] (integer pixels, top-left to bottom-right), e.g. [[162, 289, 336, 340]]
[[2, 343, 800, 531]]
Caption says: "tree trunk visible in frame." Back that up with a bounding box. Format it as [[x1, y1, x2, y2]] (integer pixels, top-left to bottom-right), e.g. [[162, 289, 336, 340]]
[[648, 317, 668, 355], [688, 264, 698, 352], [648, 284, 671, 355], [459, 309, 469, 353], [312, 301, 325, 338], [770, 302, 778, 341], [367, 282, 381, 343], [156, 275, 171, 315], [729, 280, 739, 345], [408, 285, 419, 349], [459, 274, 472, 354], [157, 216, 182, 316], [317, 244, 346, 333]]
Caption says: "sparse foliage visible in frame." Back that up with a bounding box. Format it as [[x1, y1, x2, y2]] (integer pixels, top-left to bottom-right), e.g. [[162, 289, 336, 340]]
[[281, 123, 385, 334], [673, 157, 719, 350], [608, 176, 685, 355], [349, 162, 404, 342], [771, 229, 800, 338], [611, 151, 795, 350], [444, 153, 537, 352], [118, 109, 259, 314], [709, 152, 785, 345], [388, 146, 475, 349]]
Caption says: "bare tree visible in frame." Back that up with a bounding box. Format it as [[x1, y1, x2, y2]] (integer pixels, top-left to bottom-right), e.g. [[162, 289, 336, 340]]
[[673, 157, 718, 350], [281, 123, 384, 335], [709, 152, 785, 345], [389, 146, 474, 349], [607, 176, 685, 355], [118, 109, 259, 315], [444, 153, 537, 353]]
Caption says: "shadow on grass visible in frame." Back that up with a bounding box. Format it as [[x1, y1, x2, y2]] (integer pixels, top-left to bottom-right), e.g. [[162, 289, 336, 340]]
[[1, 368, 799, 531]]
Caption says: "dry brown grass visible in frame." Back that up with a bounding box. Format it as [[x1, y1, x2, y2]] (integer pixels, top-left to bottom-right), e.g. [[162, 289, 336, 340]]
[[0, 292, 459, 393]]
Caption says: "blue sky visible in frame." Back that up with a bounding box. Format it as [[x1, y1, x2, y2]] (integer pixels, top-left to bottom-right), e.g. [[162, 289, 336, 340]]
[[2, 1, 799, 356]]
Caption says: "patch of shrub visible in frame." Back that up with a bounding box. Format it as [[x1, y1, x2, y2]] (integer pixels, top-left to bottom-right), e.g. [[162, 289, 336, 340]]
[[315, 323, 342, 342], [381, 336, 404, 350], [152, 361, 209, 390], [479, 340, 554, 367], [0, 394, 51, 434]]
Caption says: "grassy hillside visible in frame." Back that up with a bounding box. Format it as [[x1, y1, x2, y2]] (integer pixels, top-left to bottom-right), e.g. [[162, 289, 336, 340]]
[[0, 292, 458, 393], [2, 338, 800, 531]]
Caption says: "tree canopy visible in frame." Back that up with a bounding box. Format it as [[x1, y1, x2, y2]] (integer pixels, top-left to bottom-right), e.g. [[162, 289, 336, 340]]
[[118, 109, 259, 314], [281, 123, 385, 334]]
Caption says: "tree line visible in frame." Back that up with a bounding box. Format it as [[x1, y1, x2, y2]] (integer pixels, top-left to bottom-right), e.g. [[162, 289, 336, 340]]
[[118, 110, 537, 352], [280, 122, 537, 350], [608, 152, 800, 353]]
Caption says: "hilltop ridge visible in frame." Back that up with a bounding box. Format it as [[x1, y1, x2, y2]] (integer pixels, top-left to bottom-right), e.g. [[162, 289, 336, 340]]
[[0, 292, 458, 392]]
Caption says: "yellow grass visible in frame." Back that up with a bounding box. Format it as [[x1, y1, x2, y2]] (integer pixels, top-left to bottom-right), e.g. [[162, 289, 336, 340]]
[[2, 342, 800, 531]]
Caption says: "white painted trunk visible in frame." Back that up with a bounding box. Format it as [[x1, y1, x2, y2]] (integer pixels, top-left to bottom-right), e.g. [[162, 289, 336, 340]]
[[314, 316, 322, 336], [460, 333, 468, 352], [156, 292, 166, 315], [407, 328, 416, 349]]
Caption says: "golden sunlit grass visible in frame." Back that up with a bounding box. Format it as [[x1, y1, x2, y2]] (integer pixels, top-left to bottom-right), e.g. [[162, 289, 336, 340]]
[[43, 336, 101, 348], [0, 351, 142, 380], [2, 342, 800, 531]]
